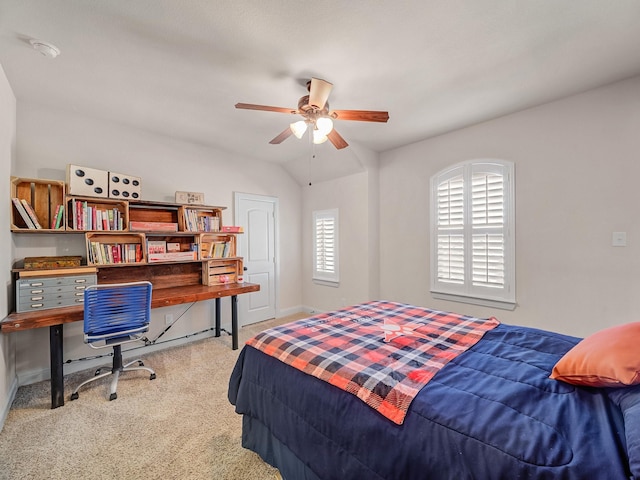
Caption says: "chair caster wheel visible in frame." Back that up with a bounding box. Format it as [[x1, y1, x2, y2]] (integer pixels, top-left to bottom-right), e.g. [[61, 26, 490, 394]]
[[70, 392, 79, 401], [94, 369, 101, 376], [109, 393, 117, 401], [150, 373, 156, 380], [139, 361, 145, 367]]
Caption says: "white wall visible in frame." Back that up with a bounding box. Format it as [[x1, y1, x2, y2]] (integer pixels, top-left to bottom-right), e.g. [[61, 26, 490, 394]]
[[12, 102, 303, 384], [302, 166, 376, 312], [379, 75, 640, 338], [0, 65, 17, 428]]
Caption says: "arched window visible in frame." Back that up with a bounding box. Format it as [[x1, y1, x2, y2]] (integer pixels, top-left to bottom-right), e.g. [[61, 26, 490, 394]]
[[430, 160, 515, 310]]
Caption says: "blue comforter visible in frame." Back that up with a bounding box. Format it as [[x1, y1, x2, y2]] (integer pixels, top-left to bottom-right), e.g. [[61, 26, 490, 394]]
[[229, 322, 640, 479]]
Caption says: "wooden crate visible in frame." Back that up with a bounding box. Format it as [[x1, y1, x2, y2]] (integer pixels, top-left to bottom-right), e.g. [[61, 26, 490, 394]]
[[145, 234, 198, 263], [66, 196, 128, 231], [11, 177, 65, 231], [198, 232, 237, 260], [128, 200, 180, 229], [202, 258, 243, 285], [85, 232, 146, 266], [178, 205, 224, 232]]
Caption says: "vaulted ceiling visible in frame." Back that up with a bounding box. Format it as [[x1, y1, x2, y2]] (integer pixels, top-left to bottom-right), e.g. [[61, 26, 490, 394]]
[[2, 1, 640, 182]]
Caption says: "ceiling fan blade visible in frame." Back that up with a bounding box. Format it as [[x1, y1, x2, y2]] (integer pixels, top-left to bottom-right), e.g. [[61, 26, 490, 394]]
[[327, 129, 349, 149], [235, 103, 296, 114], [330, 109, 389, 123], [308, 78, 333, 110], [269, 127, 294, 145]]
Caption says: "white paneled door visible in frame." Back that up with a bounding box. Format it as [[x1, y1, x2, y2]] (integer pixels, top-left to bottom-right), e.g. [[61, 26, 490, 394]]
[[234, 193, 277, 325]]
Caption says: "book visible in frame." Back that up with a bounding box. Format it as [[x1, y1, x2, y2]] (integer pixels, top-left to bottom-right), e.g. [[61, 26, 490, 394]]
[[222, 225, 243, 233], [51, 205, 61, 229], [147, 240, 167, 254], [12, 198, 37, 229], [55, 204, 64, 229], [129, 221, 178, 232], [148, 251, 197, 262], [212, 242, 226, 258], [20, 199, 42, 228], [167, 242, 181, 253]]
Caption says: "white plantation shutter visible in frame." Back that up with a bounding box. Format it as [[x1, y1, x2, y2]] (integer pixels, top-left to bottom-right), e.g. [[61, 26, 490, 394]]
[[313, 209, 339, 283], [436, 172, 465, 284], [431, 161, 515, 309], [471, 171, 504, 289]]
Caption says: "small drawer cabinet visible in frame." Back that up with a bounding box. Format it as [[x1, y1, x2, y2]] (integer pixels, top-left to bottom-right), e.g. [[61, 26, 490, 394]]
[[16, 272, 97, 313]]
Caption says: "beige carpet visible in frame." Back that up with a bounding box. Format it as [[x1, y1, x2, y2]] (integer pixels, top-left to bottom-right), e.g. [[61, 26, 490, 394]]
[[0, 314, 304, 480]]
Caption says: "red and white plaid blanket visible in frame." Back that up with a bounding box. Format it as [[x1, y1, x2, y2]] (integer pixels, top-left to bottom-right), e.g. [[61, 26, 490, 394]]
[[247, 301, 500, 424]]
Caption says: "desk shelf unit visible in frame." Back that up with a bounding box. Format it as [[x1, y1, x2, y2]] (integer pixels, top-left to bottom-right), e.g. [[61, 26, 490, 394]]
[[10, 176, 244, 290]]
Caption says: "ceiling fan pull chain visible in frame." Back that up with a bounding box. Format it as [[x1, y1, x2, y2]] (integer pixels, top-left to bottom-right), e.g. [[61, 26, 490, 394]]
[[308, 128, 315, 186]]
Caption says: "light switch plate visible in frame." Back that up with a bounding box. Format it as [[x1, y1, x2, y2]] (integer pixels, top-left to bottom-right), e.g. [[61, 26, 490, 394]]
[[612, 231, 627, 247]]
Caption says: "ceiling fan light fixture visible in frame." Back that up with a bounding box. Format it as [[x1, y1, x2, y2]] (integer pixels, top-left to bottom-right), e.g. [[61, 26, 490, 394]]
[[313, 129, 328, 145], [290, 120, 308, 139], [315, 116, 333, 136]]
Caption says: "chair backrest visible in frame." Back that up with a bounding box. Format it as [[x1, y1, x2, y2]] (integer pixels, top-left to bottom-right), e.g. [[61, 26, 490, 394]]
[[84, 281, 152, 342]]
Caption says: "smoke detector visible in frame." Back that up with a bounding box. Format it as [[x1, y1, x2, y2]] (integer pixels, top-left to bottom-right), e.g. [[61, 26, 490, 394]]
[[29, 39, 61, 59]]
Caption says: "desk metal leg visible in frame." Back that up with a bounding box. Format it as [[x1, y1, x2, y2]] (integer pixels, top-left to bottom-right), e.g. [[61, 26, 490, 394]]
[[49, 325, 65, 409], [231, 295, 238, 350], [214, 298, 221, 337]]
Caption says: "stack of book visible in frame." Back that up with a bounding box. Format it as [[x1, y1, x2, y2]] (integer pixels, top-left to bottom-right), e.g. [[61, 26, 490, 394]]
[[129, 221, 178, 232], [146, 239, 198, 262], [201, 241, 233, 259], [12, 198, 43, 229], [87, 242, 143, 265], [71, 200, 124, 230], [182, 209, 220, 232]]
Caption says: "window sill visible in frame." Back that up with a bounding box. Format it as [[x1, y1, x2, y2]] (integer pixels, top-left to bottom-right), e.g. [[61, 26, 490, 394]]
[[313, 279, 340, 288], [431, 291, 516, 311]]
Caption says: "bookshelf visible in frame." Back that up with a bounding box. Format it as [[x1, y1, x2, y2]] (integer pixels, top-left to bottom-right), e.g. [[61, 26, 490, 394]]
[[86, 232, 146, 265], [10, 177, 65, 231], [203, 258, 243, 285], [178, 205, 222, 232], [198, 232, 237, 260], [66, 196, 128, 231], [10, 176, 243, 289]]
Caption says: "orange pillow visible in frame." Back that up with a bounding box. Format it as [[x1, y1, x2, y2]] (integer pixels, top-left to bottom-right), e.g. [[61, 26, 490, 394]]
[[550, 322, 640, 387]]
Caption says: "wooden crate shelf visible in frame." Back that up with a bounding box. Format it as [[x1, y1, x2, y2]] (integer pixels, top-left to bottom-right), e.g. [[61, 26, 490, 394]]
[[146, 234, 198, 263], [178, 205, 223, 232], [128, 200, 180, 232], [202, 258, 243, 285], [198, 232, 237, 260], [11, 177, 65, 231], [86, 232, 145, 266], [67, 196, 128, 231]]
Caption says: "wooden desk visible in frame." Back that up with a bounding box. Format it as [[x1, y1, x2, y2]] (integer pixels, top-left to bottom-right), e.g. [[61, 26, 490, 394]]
[[1, 282, 259, 408]]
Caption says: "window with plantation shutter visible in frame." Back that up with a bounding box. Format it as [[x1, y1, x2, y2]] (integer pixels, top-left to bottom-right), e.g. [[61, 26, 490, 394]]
[[313, 209, 339, 285], [430, 160, 515, 310]]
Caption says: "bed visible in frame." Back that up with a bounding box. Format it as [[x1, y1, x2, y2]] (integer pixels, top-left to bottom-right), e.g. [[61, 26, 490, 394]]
[[228, 301, 640, 479]]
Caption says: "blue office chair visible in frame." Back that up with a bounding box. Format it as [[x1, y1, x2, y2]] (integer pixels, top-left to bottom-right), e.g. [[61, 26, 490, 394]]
[[70, 281, 156, 401]]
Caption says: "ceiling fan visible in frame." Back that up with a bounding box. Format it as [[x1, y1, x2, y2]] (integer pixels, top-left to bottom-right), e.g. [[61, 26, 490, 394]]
[[235, 78, 389, 150]]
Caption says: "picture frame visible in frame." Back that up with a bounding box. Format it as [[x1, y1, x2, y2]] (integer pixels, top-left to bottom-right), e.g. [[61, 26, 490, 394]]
[[175, 191, 205, 204]]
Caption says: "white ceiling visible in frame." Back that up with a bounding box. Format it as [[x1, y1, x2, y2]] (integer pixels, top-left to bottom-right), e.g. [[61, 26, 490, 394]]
[[2, 1, 640, 174]]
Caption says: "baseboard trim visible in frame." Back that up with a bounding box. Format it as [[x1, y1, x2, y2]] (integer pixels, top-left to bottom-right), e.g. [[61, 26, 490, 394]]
[[301, 305, 324, 315], [276, 305, 305, 318], [0, 376, 18, 433], [17, 329, 222, 387]]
